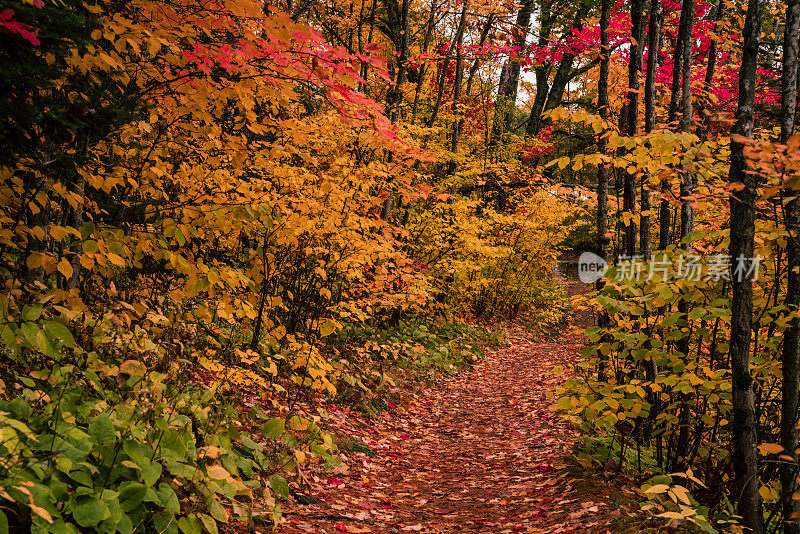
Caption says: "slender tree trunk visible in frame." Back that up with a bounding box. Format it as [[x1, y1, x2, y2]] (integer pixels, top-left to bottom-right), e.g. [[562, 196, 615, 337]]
[[427, 4, 469, 128], [728, 0, 765, 530], [66, 174, 85, 291], [464, 14, 495, 96], [411, 0, 438, 123], [596, 0, 611, 382], [679, 0, 695, 248], [358, 0, 378, 93], [641, 0, 661, 260], [448, 0, 470, 174], [679, 0, 694, 132], [668, 0, 688, 127], [491, 0, 535, 140], [597, 0, 611, 273], [388, 0, 409, 124], [780, 0, 800, 531], [458, 14, 496, 145], [624, 0, 646, 258], [699, 0, 724, 137], [381, 0, 409, 220]]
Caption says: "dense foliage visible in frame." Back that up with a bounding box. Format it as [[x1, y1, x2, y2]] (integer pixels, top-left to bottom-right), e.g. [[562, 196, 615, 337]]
[[0, 0, 573, 531]]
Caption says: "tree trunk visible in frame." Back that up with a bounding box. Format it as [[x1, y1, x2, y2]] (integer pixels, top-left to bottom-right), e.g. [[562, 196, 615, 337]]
[[678, 0, 695, 246], [381, 0, 409, 220], [679, 0, 694, 132], [780, 0, 800, 531], [596, 0, 611, 361], [597, 0, 611, 272], [698, 0, 724, 137], [411, 0, 438, 124], [491, 0, 535, 140], [427, 2, 468, 128], [448, 0, 470, 174], [624, 0, 646, 257], [668, 0, 688, 127], [728, 0, 765, 530], [458, 13, 496, 147], [66, 174, 85, 291], [525, 0, 595, 138], [641, 0, 661, 260]]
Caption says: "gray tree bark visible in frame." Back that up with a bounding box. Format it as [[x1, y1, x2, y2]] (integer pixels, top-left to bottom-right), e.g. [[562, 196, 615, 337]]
[[727, 0, 765, 530]]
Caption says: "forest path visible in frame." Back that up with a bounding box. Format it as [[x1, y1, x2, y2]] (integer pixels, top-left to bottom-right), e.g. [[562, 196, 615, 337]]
[[276, 283, 638, 533]]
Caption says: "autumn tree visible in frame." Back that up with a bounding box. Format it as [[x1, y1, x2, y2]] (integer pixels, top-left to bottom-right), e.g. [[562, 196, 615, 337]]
[[728, 0, 765, 529]]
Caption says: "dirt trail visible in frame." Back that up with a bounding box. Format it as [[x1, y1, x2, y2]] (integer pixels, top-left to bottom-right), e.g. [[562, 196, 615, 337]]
[[276, 288, 637, 533]]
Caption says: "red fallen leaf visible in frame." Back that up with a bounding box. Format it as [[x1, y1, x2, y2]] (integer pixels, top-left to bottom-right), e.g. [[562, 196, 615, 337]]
[[334, 524, 347, 532], [328, 478, 345, 485], [513, 527, 525, 531]]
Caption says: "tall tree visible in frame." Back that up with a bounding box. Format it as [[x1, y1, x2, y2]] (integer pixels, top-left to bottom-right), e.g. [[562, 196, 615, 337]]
[[624, 0, 646, 257], [448, 0, 470, 173], [642, 0, 662, 260], [427, 1, 468, 128], [699, 0, 725, 137], [780, 0, 800, 530], [678, 0, 695, 245], [727, 0, 765, 530], [385, 0, 410, 124], [381, 0, 409, 220], [411, 0, 439, 123], [525, 0, 593, 137], [492, 0, 535, 140], [660, 0, 694, 249], [597, 0, 611, 278]]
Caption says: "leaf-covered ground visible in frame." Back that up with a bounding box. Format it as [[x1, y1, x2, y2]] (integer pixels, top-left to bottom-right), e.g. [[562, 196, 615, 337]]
[[276, 300, 642, 533]]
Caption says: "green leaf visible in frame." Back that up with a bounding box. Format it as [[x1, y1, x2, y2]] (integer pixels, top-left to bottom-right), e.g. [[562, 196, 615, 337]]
[[42, 520, 79, 534], [141, 462, 162, 487], [21, 304, 43, 322], [88, 414, 116, 444], [178, 515, 203, 534], [20, 321, 40, 349], [239, 434, 259, 450], [153, 510, 177, 534], [44, 321, 75, 346], [0, 325, 19, 358], [35, 328, 56, 358], [0, 510, 8, 534], [118, 482, 147, 512], [156, 483, 180, 513], [269, 474, 289, 499], [261, 418, 284, 439], [71, 498, 110, 528], [116, 513, 133, 534], [207, 498, 228, 523], [198, 514, 218, 534]]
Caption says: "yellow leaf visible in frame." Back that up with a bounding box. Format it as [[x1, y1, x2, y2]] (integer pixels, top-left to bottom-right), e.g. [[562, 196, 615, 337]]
[[29, 503, 53, 523], [57, 258, 74, 280], [206, 464, 230, 480], [26, 253, 45, 270], [119, 360, 146, 376], [759, 443, 785, 455], [319, 319, 337, 337], [199, 446, 220, 459]]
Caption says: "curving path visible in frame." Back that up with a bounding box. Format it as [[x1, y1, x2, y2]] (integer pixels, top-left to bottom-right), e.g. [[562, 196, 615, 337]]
[[276, 292, 638, 533]]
